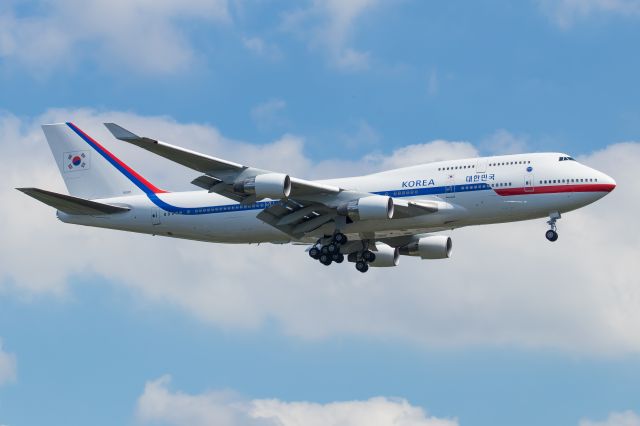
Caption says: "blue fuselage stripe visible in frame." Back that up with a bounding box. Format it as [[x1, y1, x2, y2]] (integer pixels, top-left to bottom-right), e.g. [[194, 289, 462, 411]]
[[144, 183, 492, 216], [69, 123, 493, 215]]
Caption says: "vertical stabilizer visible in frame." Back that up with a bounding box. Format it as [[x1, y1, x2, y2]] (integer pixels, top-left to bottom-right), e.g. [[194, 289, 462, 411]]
[[41, 122, 164, 199]]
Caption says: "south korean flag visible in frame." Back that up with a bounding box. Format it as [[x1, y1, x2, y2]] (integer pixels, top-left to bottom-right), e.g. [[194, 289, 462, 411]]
[[64, 150, 91, 172]]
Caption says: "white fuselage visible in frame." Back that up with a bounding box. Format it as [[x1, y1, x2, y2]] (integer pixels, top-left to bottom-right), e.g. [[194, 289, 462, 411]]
[[57, 152, 616, 244]]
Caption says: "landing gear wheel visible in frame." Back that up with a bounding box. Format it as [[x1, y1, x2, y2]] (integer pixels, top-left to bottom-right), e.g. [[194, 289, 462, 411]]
[[546, 212, 561, 242], [333, 253, 344, 263], [319, 254, 333, 265], [362, 250, 376, 263], [355, 261, 369, 273], [327, 243, 339, 254], [309, 247, 320, 259], [334, 233, 348, 245], [321, 245, 330, 255]]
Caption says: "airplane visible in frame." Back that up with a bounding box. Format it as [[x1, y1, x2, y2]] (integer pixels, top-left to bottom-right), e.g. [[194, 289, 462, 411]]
[[18, 122, 616, 273]]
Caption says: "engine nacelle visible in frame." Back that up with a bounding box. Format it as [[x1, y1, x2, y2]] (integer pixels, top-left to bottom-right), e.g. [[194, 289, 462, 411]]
[[369, 243, 400, 267], [235, 173, 291, 199], [338, 195, 394, 221], [400, 236, 452, 259]]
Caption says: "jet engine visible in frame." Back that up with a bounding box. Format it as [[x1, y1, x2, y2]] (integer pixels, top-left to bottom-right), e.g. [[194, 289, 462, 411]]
[[400, 236, 452, 259], [338, 195, 394, 221], [235, 173, 291, 199], [369, 243, 400, 267]]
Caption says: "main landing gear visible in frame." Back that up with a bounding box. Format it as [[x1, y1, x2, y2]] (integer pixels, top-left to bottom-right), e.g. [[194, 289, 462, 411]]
[[308, 233, 348, 266], [545, 212, 561, 242], [308, 234, 377, 273], [353, 249, 376, 273]]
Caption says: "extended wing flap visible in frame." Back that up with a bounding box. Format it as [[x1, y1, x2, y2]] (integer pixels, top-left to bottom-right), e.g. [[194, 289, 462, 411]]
[[17, 188, 130, 215], [257, 199, 335, 238]]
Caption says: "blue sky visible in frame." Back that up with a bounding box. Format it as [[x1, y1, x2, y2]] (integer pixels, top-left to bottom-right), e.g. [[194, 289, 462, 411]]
[[1, 1, 640, 425]]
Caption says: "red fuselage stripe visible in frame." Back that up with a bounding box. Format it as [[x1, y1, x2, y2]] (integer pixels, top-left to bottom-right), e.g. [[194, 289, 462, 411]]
[[495, 183, 615, 196], [67, 122, 167, 194]]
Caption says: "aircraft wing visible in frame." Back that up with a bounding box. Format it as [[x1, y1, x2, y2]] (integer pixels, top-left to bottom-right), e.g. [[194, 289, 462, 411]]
[[105, 123, 438, 237], [104, 122, 341, 204]]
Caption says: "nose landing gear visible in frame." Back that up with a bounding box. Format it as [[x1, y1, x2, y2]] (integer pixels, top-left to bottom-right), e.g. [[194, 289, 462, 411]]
[[545, 212, 561, 242]]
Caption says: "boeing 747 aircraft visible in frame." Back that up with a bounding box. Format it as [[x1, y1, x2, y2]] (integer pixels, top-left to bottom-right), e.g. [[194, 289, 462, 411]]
[[19, 122, 616, 272]]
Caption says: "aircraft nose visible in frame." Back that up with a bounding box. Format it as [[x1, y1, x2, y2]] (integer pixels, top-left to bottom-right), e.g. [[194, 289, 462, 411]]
[[601, 173, 616, 192]]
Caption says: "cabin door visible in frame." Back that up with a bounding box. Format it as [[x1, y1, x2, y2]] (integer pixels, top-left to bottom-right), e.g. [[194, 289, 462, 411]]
[[151, 210, 162, 225], [524, 175, 535, 193], [445, 175, 456, 198]]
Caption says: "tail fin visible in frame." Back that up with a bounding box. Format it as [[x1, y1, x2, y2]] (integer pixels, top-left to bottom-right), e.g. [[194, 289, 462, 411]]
[[42, 122, 165, 199]]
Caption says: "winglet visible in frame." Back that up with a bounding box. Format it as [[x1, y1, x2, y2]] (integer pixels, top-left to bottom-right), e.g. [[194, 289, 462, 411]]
[[104, 123, 141, 142]]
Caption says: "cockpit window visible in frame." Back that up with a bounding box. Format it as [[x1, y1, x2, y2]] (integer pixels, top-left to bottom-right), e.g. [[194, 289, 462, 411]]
[[559, 156, 576, 161]]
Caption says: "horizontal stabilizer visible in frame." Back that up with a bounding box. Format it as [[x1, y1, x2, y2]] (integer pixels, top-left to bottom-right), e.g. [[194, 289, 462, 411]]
[[16, 188, 130, 215]]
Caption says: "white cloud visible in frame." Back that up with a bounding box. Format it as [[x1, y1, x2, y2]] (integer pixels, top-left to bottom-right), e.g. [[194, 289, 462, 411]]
[[281, 0, 379, 71], [136, 376, 252, 426], [242, 36, 283, 61], [480, 129, 529, 155], [580, 411, 640, 426], [137, 375, 457, 426], [0, 0, 229, 75], [539, 0, 640, 28], [339, 120, 381, 149], [3, 109, 640, 355], [369, 140, 479, 170], [251, 398, 457, 426], [0, 338, 17, 386], [250, 99, 288, 131]]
